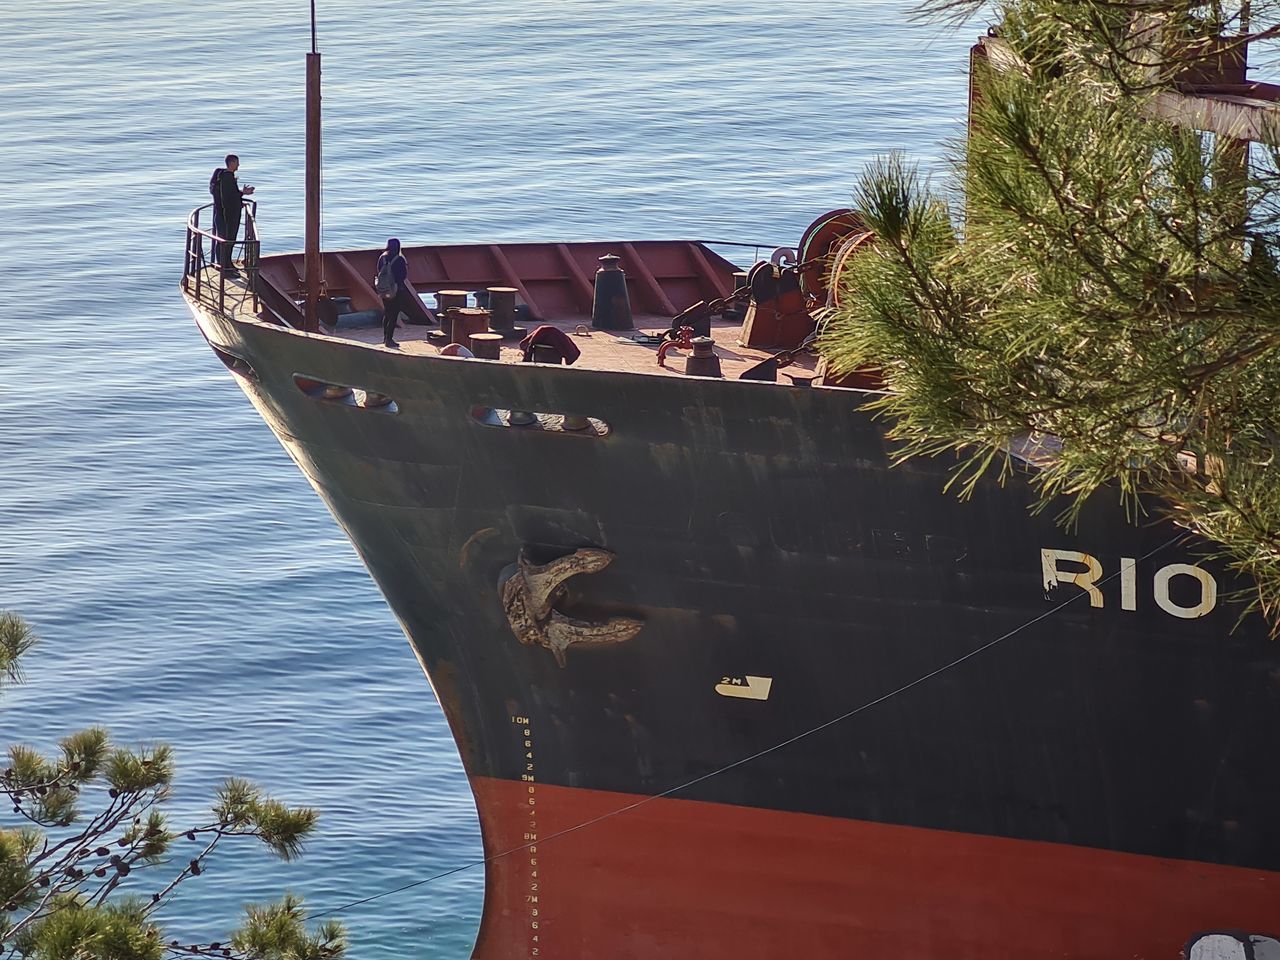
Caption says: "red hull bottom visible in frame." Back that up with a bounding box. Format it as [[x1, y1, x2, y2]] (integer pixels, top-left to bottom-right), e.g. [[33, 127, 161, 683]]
[[469, 777, 1278, 959]]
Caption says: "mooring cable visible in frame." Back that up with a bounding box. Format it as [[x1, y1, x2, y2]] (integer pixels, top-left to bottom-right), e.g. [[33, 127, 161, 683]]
[[305, 530, 1188, 920]]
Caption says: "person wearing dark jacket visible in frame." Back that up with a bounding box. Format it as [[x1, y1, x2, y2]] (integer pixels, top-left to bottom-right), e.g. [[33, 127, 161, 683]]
[[375, 238, 411, 348], [209, 154, 254, 276]]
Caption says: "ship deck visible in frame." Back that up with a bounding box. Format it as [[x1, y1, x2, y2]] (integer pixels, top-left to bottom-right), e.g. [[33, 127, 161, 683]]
[[330, 309, 819, 382], [189, 237, 822, 382]]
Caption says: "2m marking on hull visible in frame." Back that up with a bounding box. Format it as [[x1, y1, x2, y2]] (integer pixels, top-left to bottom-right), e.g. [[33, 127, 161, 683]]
[[715, 676, 773, 701]]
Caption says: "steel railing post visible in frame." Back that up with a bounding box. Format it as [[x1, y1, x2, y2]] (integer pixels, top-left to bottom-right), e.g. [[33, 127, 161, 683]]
[[186, 200, 268, 318]]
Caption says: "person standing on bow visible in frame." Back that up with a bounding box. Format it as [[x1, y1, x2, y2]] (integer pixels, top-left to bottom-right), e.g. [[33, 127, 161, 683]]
[[374, 237, 411, 348], [209, 154, 254, 277]]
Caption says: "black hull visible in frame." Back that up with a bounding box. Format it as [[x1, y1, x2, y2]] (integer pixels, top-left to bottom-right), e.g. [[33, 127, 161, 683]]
[[191, 304, 1280, 875], [189, 297, 1280, 959]]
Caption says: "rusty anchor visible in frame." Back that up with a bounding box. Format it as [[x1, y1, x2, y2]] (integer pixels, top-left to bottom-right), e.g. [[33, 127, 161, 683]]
[[500, 547, 643, 667]]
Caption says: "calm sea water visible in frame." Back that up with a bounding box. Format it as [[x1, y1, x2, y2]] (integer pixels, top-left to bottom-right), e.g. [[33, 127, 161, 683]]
[[0, 1, 973, 955]]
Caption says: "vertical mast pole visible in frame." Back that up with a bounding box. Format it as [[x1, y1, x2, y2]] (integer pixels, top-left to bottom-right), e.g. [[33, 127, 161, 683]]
[[303, 0, 322, 332]]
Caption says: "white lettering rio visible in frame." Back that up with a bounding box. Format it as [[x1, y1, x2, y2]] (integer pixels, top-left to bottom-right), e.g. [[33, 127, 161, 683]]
[[1041, 549, 1218, 619]]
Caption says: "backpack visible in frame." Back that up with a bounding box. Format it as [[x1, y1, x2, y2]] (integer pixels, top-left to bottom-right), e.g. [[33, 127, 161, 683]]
[[374, 256, 399, 297]]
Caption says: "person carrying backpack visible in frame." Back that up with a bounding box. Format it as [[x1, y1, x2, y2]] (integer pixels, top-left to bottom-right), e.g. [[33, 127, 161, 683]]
[[209, 154, 254, 276], [375, 237, 410, 348]]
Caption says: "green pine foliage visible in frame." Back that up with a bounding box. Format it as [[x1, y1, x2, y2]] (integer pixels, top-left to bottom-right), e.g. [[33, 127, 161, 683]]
[[821, 0, 1280, 628], [17, 898, 164, 960], [213, 780, 317, 862], [231, 894, 346, 960], [0, 614, 347, 960], [0, 615, 38, 690]]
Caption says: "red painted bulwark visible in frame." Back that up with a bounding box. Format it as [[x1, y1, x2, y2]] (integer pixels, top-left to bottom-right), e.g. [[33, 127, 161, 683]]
[[469, 776, 1278, 960], [257, 241, 739, 325]]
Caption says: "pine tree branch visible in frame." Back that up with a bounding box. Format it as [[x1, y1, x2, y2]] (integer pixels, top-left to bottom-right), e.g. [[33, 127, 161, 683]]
[[142, 836, 220, 918]]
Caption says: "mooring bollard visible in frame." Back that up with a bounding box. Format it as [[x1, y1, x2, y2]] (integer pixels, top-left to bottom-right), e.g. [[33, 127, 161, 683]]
[[444, 307, 489, 345], [436, 289, 469, 315], [530, 343, 563, 364], [591, 254, 634, 331], [487, 286, 519, 336], [469, 332, 503, 360], [685, 336, 723, 378]]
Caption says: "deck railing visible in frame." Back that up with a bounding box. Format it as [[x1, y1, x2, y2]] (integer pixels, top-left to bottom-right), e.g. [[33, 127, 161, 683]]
[[698, 239, 777, 266], [182, 201, 262, 319]]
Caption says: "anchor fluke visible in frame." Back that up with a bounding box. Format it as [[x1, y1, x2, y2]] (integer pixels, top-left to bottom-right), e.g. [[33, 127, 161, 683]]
[[500, 547, 643, 666]]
